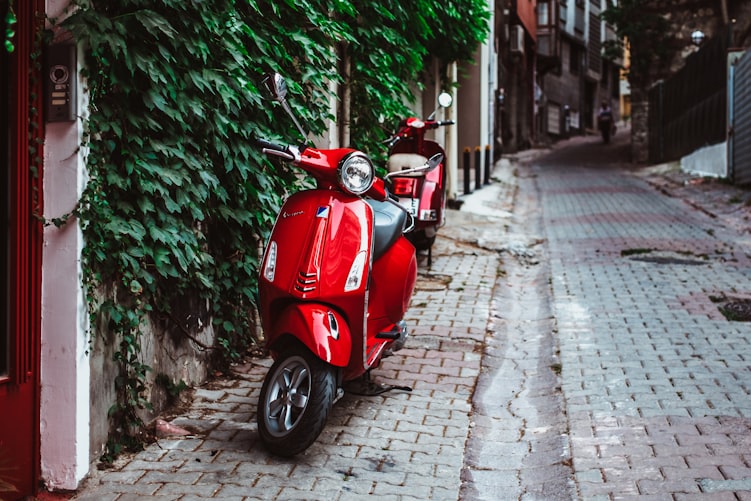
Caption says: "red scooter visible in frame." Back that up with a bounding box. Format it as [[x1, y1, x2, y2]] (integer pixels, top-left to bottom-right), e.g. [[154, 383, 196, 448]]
[[255, 73, 441, 456], [386, 92, 453, 266]]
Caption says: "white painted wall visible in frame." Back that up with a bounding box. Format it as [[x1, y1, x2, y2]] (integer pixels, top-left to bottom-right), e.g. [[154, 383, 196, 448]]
[[680, 141, 728, 178], [40, 0, 91, 490], [446, 63, 459, 200], [480, 35, 491, 158]]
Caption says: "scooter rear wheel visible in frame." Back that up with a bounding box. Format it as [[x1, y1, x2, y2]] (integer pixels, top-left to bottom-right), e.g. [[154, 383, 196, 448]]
[[257, 346, 337, 456]]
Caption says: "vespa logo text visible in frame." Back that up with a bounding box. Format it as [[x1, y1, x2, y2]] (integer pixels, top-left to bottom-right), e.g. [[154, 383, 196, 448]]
[[283, 210, 304, 219]]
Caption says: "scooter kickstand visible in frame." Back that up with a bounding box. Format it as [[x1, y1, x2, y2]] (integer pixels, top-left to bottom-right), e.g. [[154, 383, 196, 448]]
[[344, 370, 412, 396]]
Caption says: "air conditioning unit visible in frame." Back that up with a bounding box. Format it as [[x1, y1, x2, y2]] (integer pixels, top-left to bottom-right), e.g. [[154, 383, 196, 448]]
[[510, 25, 525, 55]]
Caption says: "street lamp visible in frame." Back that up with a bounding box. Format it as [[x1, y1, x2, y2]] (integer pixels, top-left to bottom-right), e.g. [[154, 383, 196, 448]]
[[691, 30, 705, 46]]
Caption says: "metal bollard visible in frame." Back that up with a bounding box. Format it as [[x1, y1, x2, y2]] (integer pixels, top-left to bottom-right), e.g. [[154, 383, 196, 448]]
[[463, 147, 471, 195], [484, 145, 491, 185], [474, 147, 482, 191]]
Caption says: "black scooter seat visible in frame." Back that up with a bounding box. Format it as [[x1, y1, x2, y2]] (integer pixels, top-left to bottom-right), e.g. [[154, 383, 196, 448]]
[[366, 199, 408, 260]]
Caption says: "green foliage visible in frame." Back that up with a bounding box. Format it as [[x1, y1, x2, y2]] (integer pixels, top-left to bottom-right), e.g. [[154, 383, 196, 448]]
[[601, 0, 670, 85], [426, 0, 491, 68], [346, 0, 490, 157], [4, 0, 15, 53], [61, 0, 488, 458]]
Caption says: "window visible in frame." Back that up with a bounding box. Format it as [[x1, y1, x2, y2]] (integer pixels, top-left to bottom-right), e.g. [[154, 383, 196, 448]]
[[538, 0, 550, 26], [570, 45, 580, 75]]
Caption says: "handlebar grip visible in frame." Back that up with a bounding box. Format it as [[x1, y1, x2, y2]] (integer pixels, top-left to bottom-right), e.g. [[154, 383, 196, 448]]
[[256, 138, 287, 153], [439, 120, 455, 126]]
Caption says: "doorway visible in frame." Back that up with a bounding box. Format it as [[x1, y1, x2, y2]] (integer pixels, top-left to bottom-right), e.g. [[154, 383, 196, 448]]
[[0, 0, 43, 497]]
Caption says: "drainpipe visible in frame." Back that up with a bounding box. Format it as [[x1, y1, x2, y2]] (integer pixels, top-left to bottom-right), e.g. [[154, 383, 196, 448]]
[[338, 42, 351, 148], [446, 62, 459, 201]]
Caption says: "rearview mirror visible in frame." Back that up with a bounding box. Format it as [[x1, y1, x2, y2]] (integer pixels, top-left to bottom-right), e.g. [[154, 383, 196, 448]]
[[263, 73, 288, 102], [428, 92, 453, 120], [427, 153, 444, 171], [261, 72, 308, 140]]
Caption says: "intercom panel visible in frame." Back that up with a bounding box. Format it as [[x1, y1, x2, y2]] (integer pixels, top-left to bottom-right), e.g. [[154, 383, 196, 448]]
[[45, 43, 76, 122]]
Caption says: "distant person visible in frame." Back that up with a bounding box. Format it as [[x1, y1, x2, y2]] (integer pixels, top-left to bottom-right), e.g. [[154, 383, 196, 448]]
[[597, 101, 615, 144]]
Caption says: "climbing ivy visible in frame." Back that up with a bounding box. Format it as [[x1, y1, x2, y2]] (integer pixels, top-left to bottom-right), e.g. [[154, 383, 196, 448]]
[[61, 0, 488, 459], [3, 0, 15, 52], [346, 0, 490, 156]]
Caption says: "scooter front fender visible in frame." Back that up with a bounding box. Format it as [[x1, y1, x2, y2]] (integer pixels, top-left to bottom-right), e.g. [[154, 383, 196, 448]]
[[268, 303, 352, 367]]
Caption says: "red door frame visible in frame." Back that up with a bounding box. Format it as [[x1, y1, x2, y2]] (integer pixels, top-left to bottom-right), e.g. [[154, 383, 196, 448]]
[[1, 0, 44, 498]]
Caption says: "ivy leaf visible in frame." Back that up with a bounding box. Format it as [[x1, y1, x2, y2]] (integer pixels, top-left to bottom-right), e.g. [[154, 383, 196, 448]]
[[143, 89, 168, 112], [134, 10, 177, 39]]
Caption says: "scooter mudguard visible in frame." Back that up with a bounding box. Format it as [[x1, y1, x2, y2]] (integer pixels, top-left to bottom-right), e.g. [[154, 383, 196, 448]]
[[268, 303, 352, 367], [417, 178, 440, 223]]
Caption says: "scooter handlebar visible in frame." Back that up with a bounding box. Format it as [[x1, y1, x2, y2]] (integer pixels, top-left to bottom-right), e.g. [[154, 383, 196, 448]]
[[425, 120, 455, 130], [386, 136, 401, 148], [256, 138, 283, 151], [256, 138, 297, 161]]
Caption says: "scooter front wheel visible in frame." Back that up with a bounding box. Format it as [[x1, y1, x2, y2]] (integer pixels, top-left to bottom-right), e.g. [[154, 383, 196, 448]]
[[257, 346, 337, 456]]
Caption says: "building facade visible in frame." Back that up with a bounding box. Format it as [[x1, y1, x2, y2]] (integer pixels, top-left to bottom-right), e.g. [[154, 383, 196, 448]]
[[536, 0, 621, 142]]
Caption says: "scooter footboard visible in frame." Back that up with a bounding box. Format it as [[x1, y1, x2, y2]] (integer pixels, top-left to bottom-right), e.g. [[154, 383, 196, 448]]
[[269, 304, 352, 367]]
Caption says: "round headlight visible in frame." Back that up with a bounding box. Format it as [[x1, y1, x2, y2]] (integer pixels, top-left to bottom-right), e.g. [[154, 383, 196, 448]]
[[338, 152, 375, 195]]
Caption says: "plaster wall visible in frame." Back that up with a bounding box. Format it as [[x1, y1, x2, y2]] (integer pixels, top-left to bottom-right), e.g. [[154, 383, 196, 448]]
[[543, 39, 584, 135], [458, 47, 483, 153], [680, 141, 727, 178], [40, 0, 90, 489]]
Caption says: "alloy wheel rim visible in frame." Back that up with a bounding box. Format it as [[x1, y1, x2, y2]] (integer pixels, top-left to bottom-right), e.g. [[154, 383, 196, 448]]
[[264, 356, 311, 437]]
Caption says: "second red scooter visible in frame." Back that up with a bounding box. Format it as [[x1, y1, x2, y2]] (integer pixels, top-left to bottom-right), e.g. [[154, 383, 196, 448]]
[[386, 92, 453, 266]]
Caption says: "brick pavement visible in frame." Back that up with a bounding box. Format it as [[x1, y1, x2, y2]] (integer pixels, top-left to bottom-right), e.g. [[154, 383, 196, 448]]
[[71, 196, 504, 500], [534, 158, 751, 500]]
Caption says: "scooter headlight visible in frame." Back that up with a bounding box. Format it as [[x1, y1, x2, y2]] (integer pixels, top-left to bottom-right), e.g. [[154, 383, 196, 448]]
[[338, 152, 375, 195]]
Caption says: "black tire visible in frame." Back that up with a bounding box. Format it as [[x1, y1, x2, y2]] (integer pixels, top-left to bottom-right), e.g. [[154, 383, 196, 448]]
[[257, 346, 337, 457]]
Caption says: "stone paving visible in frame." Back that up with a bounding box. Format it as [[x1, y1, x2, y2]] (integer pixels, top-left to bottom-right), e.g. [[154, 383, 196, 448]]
[[68, 134, 751, 500], [533, 139, 751, 499], [71, 183, 506, 501], [460, 160, 576, 501]]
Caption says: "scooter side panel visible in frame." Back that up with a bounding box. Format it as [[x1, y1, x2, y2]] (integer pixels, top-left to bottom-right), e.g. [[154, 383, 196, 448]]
[[270, 303, 352, 367], [259, 190, 371, 377], [368, 236, 417, 326], [416, 177, 440, 222]]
